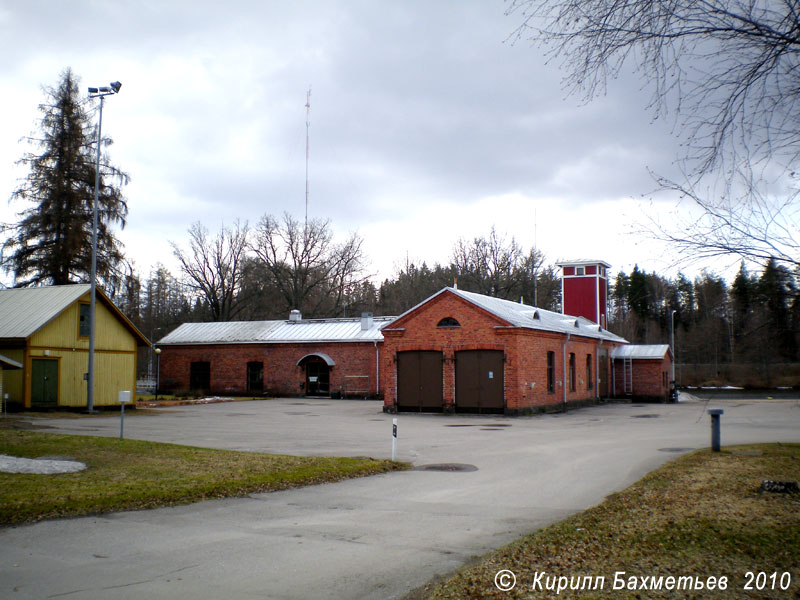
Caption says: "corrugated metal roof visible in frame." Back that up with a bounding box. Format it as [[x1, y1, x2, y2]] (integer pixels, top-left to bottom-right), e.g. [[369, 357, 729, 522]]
[[388, 288, 627, 343], [611, 344, 670, 360], [0, 285, 91, 339], [157, 316, 396, 345]]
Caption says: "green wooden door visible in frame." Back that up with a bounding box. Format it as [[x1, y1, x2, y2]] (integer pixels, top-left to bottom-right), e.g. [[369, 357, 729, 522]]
[[31, 359, 58, 408]]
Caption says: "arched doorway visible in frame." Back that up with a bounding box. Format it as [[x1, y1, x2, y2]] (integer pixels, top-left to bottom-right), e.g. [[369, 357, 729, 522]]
[[297, 353, 335, 397]]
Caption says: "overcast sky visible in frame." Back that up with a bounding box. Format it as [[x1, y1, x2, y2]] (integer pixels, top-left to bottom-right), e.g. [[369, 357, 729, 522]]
[[1, 0, 718, 290]]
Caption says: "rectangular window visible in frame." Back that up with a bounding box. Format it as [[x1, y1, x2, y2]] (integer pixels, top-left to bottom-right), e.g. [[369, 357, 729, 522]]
[[587, 354, 593, 390], [78, 303, 90, 338], [569, 353, 576, 392], [547, 351, 555, 394], [576, 266, 585, 276]]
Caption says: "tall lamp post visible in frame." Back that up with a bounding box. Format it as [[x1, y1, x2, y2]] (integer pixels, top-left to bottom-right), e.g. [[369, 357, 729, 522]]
[[670, 309, 677, 401], [86, 81, 121, 412], [154, 348, 162, 401]]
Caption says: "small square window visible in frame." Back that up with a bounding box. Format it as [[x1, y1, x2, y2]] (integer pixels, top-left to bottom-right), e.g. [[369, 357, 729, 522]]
[[576, 266, 585, 276]]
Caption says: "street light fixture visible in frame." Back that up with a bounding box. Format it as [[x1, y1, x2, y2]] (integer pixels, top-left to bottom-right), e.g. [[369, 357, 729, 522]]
[[86, 81, 121, 413]]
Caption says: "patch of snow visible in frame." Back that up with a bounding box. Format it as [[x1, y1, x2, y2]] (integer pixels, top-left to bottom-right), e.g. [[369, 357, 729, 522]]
[[0, 455, 87, 474]]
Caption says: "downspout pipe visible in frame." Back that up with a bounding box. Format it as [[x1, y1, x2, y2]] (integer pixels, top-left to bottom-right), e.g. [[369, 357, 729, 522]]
[[373, 340, 380, 397], [596, 340, 602, 400], [562, 333, 570, 408]]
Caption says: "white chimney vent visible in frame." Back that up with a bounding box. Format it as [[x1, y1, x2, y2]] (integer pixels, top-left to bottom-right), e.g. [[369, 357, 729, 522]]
[[360, 312, 373, 330], [289, 309, 302, 322]]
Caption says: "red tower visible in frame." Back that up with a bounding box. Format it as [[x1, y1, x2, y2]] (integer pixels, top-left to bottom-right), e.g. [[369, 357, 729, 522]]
[[556, 259, 610, 327]]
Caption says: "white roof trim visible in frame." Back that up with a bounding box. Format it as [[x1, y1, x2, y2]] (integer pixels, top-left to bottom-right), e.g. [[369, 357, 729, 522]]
[[297, 353, 335, 367]]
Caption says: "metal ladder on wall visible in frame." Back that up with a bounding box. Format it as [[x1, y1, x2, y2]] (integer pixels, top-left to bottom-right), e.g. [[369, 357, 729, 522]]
[[623, 358, 633, 395]]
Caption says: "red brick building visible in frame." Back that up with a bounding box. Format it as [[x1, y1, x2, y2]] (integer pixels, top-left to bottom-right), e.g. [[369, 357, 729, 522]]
[[157, 313, 390, 398], [157, 261, 674, 410], [381, 288, 627, 414], [611, 344, 673, 402]]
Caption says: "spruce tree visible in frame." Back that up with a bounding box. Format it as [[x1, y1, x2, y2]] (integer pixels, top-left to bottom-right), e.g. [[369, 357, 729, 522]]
[[2, 68, 128, 287]]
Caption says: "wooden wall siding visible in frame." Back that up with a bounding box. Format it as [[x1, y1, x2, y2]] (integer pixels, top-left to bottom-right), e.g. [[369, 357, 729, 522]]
[[25, 347, 136, 407], [0, 348, 25, 404], [29, 295, 137, 353]]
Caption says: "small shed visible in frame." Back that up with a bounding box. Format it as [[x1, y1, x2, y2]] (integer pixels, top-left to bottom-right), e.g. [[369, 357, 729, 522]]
[[0, 285, 150, 409], [611, 344, 673, 401]]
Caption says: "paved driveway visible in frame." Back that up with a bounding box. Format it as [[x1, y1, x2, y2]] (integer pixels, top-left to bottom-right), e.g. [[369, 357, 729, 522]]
[[1, 396, 798, 599]]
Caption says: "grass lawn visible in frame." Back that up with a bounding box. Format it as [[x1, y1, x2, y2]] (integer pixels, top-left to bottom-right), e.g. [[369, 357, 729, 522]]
[[417, 443, 800, 599], [0, 430, 406, 525]]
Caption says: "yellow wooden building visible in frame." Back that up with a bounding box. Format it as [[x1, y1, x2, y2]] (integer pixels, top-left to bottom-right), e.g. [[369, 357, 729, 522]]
[[0, 285, 149, 409]]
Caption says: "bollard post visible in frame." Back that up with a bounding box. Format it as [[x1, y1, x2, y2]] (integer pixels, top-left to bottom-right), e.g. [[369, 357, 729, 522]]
[[392, 417, 397, 461], [708, 408, 723, 452], [119, 391, 131, 439]]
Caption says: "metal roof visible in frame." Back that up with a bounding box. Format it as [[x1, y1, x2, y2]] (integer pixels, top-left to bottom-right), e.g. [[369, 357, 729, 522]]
[[0, 284, 150, 346], [555, 259, 612, 268], [611, 344, 670, 360], [157, 316, 396, 346], [0, 285, 91, 339], [388, 287, 627, 343]]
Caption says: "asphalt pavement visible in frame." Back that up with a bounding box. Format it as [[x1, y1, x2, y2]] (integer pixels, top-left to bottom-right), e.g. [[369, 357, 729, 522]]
[[1, 394, 798, 599]]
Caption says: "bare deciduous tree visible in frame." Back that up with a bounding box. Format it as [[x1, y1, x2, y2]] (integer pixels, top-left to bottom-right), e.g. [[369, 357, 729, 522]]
[[644, 168, 800, 268], [250, 213, 369, 317], [171, 220, 249, 321], [508, 0, 800, 267], [508, 0, 800, 173]]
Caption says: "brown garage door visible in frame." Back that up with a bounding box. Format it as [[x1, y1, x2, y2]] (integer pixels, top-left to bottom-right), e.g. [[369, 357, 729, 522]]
[[397, 351, 443, 412], [455, 350, 504, 413]]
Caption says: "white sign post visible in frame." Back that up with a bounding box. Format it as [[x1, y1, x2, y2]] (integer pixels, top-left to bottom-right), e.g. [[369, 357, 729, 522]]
[[391, 417, 398, 461], [119, 391, 131, 439]]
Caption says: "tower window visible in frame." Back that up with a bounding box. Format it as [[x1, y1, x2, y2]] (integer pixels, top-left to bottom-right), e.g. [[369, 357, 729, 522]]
[[576, 266, 585, 276]]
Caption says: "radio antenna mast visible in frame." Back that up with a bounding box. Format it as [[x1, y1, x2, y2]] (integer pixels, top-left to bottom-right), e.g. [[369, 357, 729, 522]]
[[305, 86, 311, 228], [533, 207, 538, 307]]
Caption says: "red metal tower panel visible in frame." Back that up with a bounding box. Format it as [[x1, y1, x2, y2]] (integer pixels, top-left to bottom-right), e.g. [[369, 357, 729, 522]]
[[557, 260, 610, 326], [563, 278, 598, 322]]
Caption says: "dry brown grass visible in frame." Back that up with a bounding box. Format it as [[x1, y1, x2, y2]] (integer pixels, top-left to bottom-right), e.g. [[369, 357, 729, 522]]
[[417, 444, 800, 599]]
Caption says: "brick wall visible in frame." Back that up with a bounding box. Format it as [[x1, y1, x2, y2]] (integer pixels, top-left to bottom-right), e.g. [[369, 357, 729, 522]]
[[381, 290, 623, 413], [612, 355, 671, 401], [159, 341, 381, 397]]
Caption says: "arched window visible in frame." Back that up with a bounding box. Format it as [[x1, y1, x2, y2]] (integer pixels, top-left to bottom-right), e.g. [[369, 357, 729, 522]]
[[436, 317, 460, 328]]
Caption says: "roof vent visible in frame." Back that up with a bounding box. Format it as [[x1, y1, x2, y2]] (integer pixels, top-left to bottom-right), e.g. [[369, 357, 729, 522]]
[[289, 309, 302, 322], [361, 312, 373, 330], [532, 310, 540, 320]]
